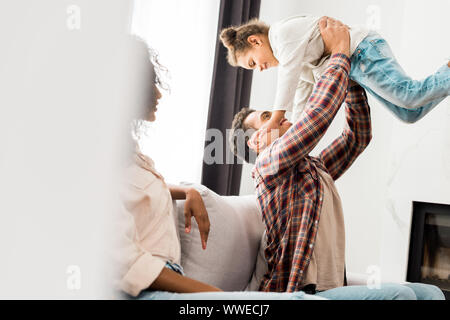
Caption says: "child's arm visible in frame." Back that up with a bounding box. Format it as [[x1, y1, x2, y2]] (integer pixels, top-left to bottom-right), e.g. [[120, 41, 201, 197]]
[[272, 16, 349, 114], [271, 15, 323, 112], [291, 80, 315, 121], [273, 43, 313, 113], [264, 110, 286, 130]]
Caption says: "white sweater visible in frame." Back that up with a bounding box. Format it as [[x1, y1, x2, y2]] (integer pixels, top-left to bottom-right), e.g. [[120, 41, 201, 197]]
[[269, 15, 370, 120]]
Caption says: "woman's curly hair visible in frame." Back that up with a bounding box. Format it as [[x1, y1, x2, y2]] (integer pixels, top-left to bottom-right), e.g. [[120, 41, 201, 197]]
[[131, 38, 170, 139], [148, 46, 170, 94]]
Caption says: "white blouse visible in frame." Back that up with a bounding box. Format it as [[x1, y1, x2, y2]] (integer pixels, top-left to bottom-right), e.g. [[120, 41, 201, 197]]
[[268, 15, 370, 121], [116, 153, 181, 297]]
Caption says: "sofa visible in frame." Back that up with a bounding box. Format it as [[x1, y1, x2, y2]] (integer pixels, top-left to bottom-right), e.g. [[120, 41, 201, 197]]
[[174, 183, 365, 292]]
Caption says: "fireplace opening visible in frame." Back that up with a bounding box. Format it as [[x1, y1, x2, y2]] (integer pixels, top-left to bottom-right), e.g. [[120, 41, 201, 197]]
[[407, 201, 450, 299]]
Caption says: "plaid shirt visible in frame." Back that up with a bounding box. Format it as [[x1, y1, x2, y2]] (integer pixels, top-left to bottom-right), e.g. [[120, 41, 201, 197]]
[[252, 54, 372, 292]]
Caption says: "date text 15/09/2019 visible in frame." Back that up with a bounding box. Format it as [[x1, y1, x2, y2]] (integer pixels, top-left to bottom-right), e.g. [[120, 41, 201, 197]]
[[179, 304, 270, 318]]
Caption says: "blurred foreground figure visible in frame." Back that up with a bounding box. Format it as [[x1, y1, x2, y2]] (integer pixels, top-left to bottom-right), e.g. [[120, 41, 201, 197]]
[[0, 0, 151, 299]]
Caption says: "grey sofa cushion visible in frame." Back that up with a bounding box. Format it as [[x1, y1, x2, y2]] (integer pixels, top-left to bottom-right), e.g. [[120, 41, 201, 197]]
[[245, 230, 268, 291], [175, 183, 264, 291]]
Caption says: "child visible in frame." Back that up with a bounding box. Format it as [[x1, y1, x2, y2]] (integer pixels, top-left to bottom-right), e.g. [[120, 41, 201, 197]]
[[220, 15, 450, 124]]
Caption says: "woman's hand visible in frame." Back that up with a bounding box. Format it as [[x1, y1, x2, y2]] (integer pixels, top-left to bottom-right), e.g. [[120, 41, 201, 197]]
[[184, 188, 210, 250]]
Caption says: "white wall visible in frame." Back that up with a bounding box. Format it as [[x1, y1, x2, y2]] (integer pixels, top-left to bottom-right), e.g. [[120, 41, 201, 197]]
[[240, 0, 450, 281], [378, 0, 450, 282], [131, 0, 220, 185]]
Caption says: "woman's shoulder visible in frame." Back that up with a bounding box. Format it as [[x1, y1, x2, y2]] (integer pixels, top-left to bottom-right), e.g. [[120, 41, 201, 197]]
[[125, 153, 163, 190]]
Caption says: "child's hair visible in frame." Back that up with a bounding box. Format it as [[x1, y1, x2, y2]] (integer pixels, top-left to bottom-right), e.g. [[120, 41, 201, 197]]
[[220, 18, 269, 67]]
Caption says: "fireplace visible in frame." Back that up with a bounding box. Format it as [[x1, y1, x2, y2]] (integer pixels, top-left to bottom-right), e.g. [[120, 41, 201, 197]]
[[407, 201, 450, 299]]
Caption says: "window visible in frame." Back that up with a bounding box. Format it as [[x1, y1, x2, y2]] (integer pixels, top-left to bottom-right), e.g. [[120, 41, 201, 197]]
[[131, 0, 220, 184]]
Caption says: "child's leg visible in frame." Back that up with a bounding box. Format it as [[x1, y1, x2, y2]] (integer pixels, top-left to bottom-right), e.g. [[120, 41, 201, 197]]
[[350, 32, 450, 123], [359, 83, 446, 123]]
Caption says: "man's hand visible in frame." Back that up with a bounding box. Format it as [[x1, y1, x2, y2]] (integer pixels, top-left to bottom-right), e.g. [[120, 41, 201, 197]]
[[319, 16, 350, 57], [184, 188, 210, 250]]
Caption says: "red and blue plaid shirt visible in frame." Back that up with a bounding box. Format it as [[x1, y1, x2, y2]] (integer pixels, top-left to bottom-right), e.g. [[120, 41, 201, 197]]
[[252, 54, 372, 292]]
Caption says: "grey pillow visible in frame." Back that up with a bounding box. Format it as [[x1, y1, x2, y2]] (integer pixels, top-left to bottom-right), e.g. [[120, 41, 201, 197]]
[[175, 183, 264, 291], [245, 230, 268, 291]]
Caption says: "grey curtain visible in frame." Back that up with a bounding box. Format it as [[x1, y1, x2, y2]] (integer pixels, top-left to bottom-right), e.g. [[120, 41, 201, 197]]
[[201, 0, 261, 196]]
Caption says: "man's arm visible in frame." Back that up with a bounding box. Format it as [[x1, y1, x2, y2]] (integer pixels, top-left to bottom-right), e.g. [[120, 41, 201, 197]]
[[255, 54, 351, 177], [319, 83, 372, 181], [254, 17, 352, 179]]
